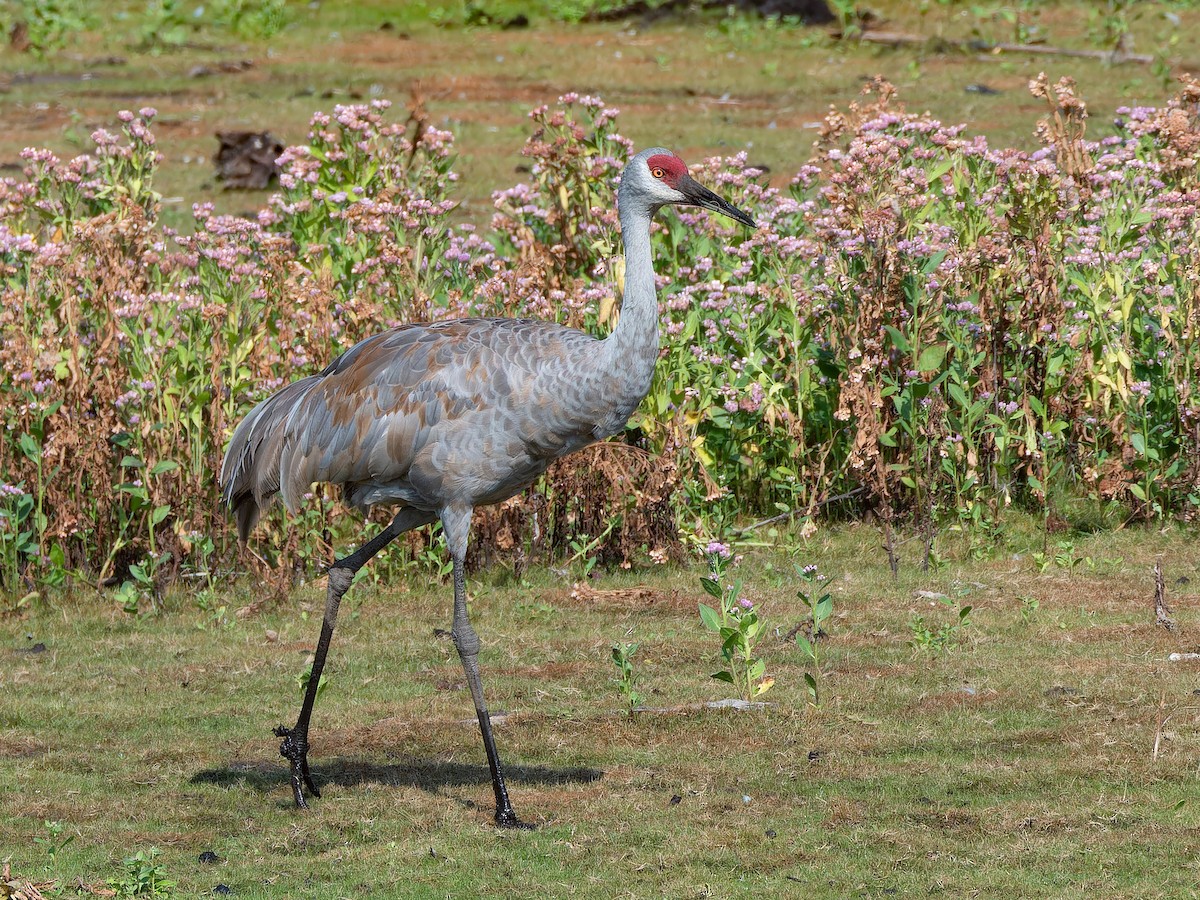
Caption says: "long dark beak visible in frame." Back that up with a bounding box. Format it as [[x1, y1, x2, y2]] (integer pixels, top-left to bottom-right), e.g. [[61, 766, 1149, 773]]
[[679, 174, 757, 229]]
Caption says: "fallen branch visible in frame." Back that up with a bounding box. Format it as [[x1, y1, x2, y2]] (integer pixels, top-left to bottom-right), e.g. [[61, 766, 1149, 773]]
[[734, 486, 865, 535], [853, 30, 1155, 65], [1, 861, 53, 900], [1154, 558, 1176, 632], [583, 0, 834, 24], [1152, 692, 1169, 761]]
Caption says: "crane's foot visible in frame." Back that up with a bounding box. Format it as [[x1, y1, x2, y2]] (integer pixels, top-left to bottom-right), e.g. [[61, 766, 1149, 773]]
[[494, 806, 535, 830], [274, 724, 320, 809]]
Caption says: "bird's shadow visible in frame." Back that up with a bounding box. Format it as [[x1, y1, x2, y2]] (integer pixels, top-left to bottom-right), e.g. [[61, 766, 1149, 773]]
[[191, 756, 603, 800]]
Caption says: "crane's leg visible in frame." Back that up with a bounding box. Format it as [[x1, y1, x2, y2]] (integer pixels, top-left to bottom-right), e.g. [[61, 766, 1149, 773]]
[[276, 508, 435, 810], [442, 505, 531, 829]]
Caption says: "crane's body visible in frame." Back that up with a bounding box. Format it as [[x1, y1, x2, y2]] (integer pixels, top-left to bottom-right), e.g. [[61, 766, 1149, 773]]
[[223, 316, 650, 538], [219, 147, 755, 828]]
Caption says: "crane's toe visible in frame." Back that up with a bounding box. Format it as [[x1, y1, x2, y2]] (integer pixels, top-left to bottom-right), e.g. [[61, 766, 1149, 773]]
[[495, 808, 535, 830], [275, 723, 320, 807]]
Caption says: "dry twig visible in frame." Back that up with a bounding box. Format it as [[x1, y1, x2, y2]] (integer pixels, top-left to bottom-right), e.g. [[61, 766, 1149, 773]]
[[1154, 558, 1176, 632], [851, 30, 1154, 65]]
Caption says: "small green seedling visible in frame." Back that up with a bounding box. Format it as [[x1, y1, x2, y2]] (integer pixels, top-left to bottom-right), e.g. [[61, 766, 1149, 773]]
[[795, 564, 833, 707], [909, 597, 973, 655], [611, 641, 643, 715]]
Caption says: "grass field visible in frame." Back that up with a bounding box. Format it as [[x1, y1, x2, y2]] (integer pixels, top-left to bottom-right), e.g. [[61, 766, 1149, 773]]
[[6, 2, 1200, 897], [3, 1, 1200, 228], [4, 519, 1200, 897]]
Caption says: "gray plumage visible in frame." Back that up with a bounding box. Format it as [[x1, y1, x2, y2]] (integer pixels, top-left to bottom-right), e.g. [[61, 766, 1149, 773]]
[[222, 318, 618, 535], [217, 147, 755, 826]]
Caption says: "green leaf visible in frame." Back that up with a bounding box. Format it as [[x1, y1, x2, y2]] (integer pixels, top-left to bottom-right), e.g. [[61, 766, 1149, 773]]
[[721, 631, 743, 658], [748, 658, 765, 681], [796, 634, 815, 661], [16, 530, 36, 553], [1130, 433, 1147, 456], [916, 343, 948, 373], [120, 455, 144, 468], [815, 595, 833, 624], [149, 460, 179, 476], [698, 603, 721, 633], [711, 671, 736, 685], [700, 576, 723, 599], [926, 158, 955, 183], [921, 248, 949, 272], [884, 325, 911, 353], [150, 504, 172, 526]]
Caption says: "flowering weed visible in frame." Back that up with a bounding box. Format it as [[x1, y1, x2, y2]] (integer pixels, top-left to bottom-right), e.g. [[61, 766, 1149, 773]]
[[698, 544, 774, 703], [795, 564, 833, 707], [5, 76, 1200, 596]]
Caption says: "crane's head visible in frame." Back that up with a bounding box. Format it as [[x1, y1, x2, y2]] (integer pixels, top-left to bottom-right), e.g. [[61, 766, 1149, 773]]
[[622, 147, 757, 229]]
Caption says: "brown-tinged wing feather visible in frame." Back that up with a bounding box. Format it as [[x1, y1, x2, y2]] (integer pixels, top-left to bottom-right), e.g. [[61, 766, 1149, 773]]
[[222, 317, 610, 537], [219, 373, 324, 542], [279, 318, 608, 512]]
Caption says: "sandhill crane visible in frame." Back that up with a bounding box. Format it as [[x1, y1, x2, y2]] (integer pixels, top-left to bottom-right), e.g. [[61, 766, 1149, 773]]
[[219, 147, 756, 828]]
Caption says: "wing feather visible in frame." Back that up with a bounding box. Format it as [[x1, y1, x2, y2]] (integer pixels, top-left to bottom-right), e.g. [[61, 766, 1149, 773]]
[[221, 317, 609, 536]]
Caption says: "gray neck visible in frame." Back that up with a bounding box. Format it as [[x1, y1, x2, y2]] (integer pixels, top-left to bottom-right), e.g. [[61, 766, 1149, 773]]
[[599, 192, 661, 417]]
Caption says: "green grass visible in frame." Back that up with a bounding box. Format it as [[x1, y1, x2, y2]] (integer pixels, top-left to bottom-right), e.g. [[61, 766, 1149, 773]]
[[5, 4, 1200, 896], [5, 518, 1200, 897]]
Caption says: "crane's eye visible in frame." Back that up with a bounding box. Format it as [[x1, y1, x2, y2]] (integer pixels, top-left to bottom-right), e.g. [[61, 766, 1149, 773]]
[[651, 167, 665, 179]]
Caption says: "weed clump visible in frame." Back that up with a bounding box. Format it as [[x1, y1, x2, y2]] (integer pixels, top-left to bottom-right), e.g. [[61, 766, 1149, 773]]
[[5, 77, 1200, 599]]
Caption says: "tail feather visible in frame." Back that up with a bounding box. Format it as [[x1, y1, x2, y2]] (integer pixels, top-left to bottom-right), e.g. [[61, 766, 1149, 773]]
[[219, 375, 322, 543]]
